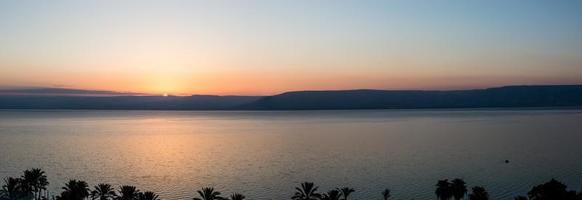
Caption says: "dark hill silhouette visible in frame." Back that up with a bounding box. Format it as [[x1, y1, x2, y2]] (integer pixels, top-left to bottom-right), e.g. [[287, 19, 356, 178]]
[[1, 85, 582, 110], [243, 85, 582, 110], [0, 95, 261, 110]]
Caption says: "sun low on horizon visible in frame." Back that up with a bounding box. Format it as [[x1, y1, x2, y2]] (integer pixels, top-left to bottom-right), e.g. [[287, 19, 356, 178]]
[[3, 1, 582, 200], [1, 1, 582, 96]]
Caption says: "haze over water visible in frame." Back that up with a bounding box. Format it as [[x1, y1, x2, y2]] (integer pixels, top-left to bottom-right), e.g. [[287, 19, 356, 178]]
[[1, 110, 581, 199]]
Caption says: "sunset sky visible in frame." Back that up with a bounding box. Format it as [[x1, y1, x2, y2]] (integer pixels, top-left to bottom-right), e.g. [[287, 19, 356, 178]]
[[1, 1, 581, 95]]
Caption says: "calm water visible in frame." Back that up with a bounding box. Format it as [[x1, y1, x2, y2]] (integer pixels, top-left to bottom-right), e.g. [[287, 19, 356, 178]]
[[1, 110, 582, 199]]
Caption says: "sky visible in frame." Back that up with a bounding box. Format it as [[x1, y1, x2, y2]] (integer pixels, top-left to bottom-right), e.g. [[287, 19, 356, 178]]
[[1, 0, 582, 95]]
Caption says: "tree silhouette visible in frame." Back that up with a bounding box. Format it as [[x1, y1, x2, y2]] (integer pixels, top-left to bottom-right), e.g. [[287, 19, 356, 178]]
[[527, 179, 578, 200], [451, 179, 467, 200], [117, 185, 140, 200], [468, 186, 488, 200], [229, 193, 245, 200], [91, 183, 116, 200], [319, 189, 341, 200], [1, 177, 26, 200], [7, 167, 582, 200], [436, 179, 453, 200], [21, 168, 48, 200], [381, 189, 391, 200], [137, 191, 159, 200], [292, 182, 321, 200], [337, 187, 354, 200], [193, 187, 224, 200], [56, 180, 90, 200]]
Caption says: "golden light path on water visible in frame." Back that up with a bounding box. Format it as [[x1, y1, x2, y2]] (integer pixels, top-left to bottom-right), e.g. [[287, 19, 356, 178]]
[[1, 110, 582, 199]]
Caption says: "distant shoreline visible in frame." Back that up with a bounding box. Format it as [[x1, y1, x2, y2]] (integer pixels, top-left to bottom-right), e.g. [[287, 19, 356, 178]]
[[2, 85, 582, 110], [1, 106, 582, 112]]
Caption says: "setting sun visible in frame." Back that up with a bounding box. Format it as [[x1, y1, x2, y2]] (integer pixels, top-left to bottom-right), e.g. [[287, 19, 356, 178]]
[[1, 1, 581, 95], [1, 1, 582, 200]]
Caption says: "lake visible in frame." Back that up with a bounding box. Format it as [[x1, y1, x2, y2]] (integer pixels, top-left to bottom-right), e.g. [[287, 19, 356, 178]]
[[1, 110, 581, 199]]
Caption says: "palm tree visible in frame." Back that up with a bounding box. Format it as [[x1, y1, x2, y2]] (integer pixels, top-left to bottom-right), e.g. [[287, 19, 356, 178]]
[[137, 191, 159, 200], [57, 179, 90, 200], [435, 179, 453, 200], [229, 193, 245, 200], [38, 176, 48, 200], [193, 187, 224, 200], [20, 170, 34, 198], [24, 168, 49, 200], [381, 189, 391, 200], [117, 185, 139, 200], [292, 182, 320, 200], [451, 178, 467, 200], [468, 186, 488, 200], [21, 169, 48, 200], [91, 184, 116, 200], [1, 177, 25, 200], [527, 179, 578, 200], [337, 187, 354, 200], [319, 190, 341, 200]]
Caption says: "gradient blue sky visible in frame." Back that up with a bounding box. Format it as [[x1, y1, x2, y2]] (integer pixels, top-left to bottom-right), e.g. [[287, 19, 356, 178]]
[[1, 0, 581, 95]]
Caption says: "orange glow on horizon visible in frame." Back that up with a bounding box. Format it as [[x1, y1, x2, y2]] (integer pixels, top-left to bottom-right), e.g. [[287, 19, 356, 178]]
[[5, 69, 580, 96], [1, 1, 582, 94]]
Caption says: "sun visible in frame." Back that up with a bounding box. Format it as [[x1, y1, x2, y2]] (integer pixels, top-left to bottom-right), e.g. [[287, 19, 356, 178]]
[[163, 93, 169, 97]]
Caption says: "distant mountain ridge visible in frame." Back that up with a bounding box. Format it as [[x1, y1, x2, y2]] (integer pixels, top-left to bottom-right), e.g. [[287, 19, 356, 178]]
[[243, 85, 582, 110], [0, 95, 261, 110], [1, 85, 582, 110]]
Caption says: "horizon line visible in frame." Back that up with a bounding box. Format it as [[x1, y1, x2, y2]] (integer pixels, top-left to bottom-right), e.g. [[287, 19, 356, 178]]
[[1, 84, 582, 97]]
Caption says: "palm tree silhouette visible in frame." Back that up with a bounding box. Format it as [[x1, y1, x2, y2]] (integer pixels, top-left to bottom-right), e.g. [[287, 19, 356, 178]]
[[1, 177, 25, 200], [12, 168, 582, 200], [21, 168, 48, 200], [435, 179, 453, 200], [292, 182, 321, 200], [229, 193, 245, 200], [468, 186, 488, 200], [337, 187, 354, 200], [193, 187, 224, 200], [57, 179, 90, 200], [138, 191, 159, 200], [116, 185, 140, 200], [451, 179, 467, 200], [320, 189, 341, 200], [527, 179, 579, 200], [382, 189, 391, 200], [91, 183, 116, 200]]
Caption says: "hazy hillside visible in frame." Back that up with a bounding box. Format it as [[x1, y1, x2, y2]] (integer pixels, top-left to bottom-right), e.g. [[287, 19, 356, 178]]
[[243, 85, 582, 110], [0, 95, 261, 110], [1, 85, 582, 110]]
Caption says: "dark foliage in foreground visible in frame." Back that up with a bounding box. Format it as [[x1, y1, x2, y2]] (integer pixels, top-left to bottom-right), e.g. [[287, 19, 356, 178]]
[[2, 169, 582, 200], [526, 179, 582, 200]]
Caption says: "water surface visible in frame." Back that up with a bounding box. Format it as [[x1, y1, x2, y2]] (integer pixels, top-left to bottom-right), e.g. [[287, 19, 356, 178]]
[[1, 110, 581, 199]]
